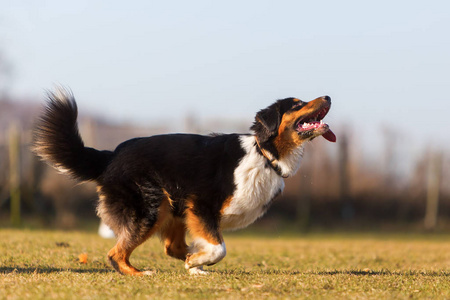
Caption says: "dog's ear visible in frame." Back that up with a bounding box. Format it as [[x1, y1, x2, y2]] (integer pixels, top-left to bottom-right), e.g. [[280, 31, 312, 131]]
[[250, 102, 281, 143]]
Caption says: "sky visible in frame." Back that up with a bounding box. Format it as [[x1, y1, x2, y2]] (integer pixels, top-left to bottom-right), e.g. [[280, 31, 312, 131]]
[[1, 0, 450, 163]]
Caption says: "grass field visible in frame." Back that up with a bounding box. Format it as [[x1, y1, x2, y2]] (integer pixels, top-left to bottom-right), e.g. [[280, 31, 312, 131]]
[[0, 229, 449, 299]]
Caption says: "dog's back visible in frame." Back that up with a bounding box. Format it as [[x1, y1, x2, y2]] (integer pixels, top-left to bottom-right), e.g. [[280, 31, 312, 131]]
[[33, 88, 334, 275]]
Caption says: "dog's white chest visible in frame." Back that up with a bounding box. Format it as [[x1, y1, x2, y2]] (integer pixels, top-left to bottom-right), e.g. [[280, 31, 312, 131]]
[[220, 136, 285, 230]]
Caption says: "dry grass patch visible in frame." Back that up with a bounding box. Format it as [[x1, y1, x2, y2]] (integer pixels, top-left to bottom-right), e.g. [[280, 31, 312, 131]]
[[0, 229, 449, 299]]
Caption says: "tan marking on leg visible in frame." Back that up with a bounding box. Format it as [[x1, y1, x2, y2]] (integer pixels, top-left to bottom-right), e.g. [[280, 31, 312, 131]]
[[160, 218, 188, 260], [185, 206, 221, 245], [107, 244, 143, 275], [108, 197, 171, 276], [183, 197, 226, 270]]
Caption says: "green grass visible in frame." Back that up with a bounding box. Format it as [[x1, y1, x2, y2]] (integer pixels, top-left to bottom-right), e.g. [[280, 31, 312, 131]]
[[1, 229, 449, 299]]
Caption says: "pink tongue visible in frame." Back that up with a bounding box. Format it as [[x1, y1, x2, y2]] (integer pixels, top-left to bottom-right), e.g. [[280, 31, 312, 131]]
[[322, 129, 336, 142]]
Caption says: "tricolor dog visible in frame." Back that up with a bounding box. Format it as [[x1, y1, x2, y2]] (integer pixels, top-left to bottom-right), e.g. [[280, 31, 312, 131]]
[[33, 88, 336, 275]]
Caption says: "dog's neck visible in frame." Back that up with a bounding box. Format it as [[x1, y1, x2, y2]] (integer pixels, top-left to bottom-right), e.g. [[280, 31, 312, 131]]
[[254, 136, 287, 178], [253, 136, 304, 178]]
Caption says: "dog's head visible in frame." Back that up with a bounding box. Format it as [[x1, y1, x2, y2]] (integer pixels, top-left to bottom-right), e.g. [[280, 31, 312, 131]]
[[251, 96, 336, 158]]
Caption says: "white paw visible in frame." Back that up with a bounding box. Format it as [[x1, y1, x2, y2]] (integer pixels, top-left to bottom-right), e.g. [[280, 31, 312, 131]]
[[141, 270, 156, 276], [188, 266, 208, 275]]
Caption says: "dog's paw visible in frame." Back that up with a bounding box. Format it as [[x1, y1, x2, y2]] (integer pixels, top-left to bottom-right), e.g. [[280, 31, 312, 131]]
[[141, 270, 156, 276], [185, 253, 198, 269], [185, 253, 191, 269], [188, 266, 208, 275]]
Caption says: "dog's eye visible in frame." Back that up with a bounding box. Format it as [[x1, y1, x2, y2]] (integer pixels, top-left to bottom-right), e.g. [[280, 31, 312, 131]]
[[291, 102, 304, 110]]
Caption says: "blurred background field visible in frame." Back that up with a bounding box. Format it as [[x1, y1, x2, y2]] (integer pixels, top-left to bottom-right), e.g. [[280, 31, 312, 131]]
[[0, 1, 449, 233]]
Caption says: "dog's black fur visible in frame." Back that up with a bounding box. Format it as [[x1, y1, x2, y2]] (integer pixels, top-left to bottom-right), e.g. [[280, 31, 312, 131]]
[[33, 88, 333, 275]]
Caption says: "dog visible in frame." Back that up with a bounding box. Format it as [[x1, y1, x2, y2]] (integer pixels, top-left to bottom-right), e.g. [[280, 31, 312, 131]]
[[33, 88, 335, 275]]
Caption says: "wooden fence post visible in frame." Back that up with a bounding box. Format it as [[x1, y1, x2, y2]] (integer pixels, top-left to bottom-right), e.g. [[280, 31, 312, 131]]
[[424, 151, 443, 230], [339, 133, 353, 220], [296, 173, 311, 231], [9, 123, 21, 226]]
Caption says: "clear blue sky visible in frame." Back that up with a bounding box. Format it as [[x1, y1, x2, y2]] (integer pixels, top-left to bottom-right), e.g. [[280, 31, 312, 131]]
[[1, 1, 450, 158]]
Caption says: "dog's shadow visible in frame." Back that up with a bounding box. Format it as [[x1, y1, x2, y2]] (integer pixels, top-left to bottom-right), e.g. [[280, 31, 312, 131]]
[[0, 266, 114, 274]]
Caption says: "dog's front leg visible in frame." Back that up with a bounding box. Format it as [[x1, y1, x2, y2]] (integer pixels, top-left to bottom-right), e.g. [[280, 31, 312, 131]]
[[184, 205, 226, 275], [185, 238, 226, 274]]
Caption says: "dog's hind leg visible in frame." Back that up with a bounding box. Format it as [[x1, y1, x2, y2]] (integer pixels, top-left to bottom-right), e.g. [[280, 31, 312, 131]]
[[107, 241, 150, 276], [160, 217, 188, 261], [99, 185, 171, 276]]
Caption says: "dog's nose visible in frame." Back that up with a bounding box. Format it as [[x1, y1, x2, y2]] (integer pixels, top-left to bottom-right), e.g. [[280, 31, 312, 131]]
[[323, 95, 331, 102]]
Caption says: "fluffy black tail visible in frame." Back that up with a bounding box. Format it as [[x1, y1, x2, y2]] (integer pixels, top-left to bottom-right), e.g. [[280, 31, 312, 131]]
[[33, 88, 113, 181]]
